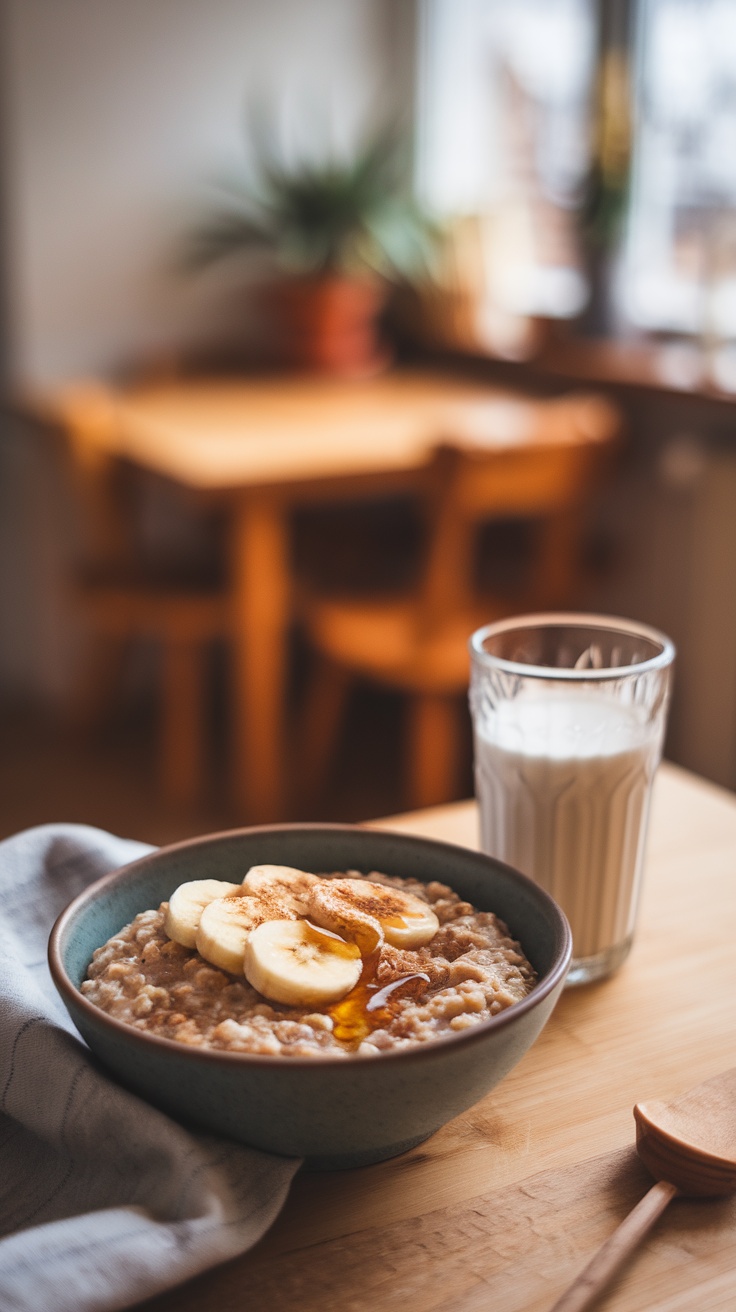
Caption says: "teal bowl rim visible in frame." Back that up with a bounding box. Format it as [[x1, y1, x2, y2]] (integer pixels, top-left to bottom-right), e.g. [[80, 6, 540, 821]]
[[48, 821, 572, 1070]]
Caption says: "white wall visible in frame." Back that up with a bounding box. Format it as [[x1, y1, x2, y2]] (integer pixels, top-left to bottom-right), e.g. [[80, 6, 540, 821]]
[[0, 0, 411, 700], [3, 0, 408, 386]]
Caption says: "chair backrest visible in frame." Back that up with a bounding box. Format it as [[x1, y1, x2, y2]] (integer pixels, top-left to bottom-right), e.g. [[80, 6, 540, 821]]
[[416, 393, 620, 626]]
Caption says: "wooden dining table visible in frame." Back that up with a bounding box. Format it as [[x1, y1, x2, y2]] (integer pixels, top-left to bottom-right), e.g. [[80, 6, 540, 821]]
[[137, 760, 736, 1312], [40, 369, 618, 822]]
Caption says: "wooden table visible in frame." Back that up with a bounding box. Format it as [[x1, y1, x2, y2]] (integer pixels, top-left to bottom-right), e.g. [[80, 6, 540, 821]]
[[43, 370, 616, 821], [141, 761, 736, 1311]]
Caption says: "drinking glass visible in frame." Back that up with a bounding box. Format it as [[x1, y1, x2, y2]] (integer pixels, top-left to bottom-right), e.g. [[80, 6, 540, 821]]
[[469, 614, 675, 986]]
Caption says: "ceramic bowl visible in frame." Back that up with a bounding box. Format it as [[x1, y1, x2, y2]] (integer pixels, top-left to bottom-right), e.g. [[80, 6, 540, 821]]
[[49, 824, 571, 1169]]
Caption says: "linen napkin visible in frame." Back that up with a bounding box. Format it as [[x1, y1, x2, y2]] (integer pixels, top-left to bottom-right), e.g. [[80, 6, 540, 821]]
[[0, 823, 300, 1312]]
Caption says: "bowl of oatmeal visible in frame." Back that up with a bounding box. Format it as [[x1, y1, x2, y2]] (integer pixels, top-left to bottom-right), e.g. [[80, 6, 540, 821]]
[[49, 823, 571, 1168]]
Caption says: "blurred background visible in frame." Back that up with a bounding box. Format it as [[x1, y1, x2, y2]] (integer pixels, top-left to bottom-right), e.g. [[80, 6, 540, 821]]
[[1, 0, 736, 844]]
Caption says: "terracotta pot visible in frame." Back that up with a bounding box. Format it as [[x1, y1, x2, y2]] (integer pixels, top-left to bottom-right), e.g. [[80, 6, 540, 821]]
[[259, 275, 391, 376]]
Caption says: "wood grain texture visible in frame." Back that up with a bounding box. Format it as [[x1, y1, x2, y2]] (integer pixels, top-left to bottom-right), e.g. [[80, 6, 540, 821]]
[[133, 763, 736, 1311], [549, 1180, 680, 1312], [136, 1150, 736, 1312], [552, 1066, 736, 1312]]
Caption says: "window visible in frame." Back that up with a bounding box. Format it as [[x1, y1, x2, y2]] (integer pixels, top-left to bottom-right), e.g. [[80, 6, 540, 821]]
[[417, 0, 736, 378], [621, 0, 736, 363], [416, 0, 596, 343]]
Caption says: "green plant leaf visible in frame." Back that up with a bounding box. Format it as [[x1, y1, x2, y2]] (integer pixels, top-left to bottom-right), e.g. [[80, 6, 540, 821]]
[[181, 210, 276, 270], [185, 115, 442, 283]]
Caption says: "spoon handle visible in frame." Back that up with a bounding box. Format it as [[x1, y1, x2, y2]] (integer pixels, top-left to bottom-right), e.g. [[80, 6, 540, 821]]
[[548, 1178, 679, 1312]]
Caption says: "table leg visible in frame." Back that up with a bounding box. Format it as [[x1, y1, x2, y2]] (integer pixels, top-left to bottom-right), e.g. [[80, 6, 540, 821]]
[[229, 492, 291, 822]]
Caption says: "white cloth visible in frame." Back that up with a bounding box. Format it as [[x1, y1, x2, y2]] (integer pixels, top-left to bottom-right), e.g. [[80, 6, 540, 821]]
[[0, 824, 300, 1312]]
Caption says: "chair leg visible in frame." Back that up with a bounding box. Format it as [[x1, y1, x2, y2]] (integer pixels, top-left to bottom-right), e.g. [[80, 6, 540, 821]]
[[406, 693, 460, 810], [160, 639, 208, 804], [298, 658, 352, 804], [533, 510, 582, 604]]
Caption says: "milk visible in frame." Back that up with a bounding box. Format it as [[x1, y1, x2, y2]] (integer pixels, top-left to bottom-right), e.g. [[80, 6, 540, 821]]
[[474, 693, 661, 962]]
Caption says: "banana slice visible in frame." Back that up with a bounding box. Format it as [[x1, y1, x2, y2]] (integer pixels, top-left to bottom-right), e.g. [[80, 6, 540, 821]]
[[164, 879, 242, 949], [309, 877, 439, 950], [243, 919, 362, 1006], [242, 864, 318, 916], [307, 879, 384, 956], [196, 894, 292, 974]]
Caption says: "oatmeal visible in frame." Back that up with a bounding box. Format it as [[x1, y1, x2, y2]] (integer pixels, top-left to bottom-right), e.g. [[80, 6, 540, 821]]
[[81, 868, 536, 1058]]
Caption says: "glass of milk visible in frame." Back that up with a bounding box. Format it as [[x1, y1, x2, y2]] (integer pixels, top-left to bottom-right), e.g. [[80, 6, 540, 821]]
[[469, 614, 675, 986]]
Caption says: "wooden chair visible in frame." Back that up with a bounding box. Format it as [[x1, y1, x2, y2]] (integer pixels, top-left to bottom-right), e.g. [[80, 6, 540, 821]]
[[298, 393, 620, 810], [62, 386, 232, 804]]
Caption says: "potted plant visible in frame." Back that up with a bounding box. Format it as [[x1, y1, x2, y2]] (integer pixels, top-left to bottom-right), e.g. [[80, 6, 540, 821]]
[[186, 122, 439, 375]]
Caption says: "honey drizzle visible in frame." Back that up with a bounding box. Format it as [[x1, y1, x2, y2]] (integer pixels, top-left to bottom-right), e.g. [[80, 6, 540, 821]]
[[329, 948, 431, 1049], [302, 918, 361, 960], [365, 972, 430, 1013]]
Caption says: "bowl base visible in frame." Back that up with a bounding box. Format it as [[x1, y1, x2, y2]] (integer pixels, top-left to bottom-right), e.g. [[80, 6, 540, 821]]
[[303, 1130, 434, 1172]]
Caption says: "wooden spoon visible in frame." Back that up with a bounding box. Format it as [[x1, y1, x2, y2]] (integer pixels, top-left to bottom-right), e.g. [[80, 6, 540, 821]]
[[549, 1067, 736, 1312]]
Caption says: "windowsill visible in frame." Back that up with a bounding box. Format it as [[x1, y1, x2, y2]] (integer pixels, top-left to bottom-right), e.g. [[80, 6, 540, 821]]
[[424, 332, 736, 407], [534, 334, 736, 401]]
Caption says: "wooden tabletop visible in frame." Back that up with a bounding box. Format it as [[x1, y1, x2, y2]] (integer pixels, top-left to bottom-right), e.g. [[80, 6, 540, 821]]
[[42, 369, 617, 492], [140, 761, 736, 1312]]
